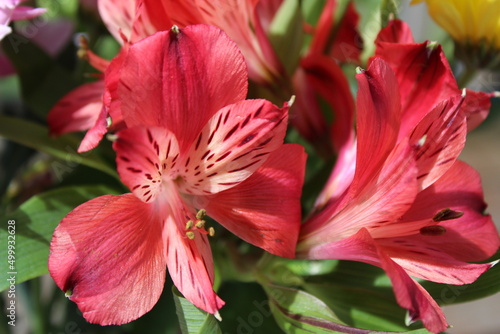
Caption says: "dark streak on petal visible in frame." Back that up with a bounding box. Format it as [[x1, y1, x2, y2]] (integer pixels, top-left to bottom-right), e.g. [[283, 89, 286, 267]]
[[228, 160, 260, 173], [195, 132, 203, 150], [215, 151, 231, 162], [224, 123, 240, 141]]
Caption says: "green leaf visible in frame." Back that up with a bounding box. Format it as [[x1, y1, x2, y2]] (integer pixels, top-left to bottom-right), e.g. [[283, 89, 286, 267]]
[[38, 0, 79, 17], [301, 0, 328, 26], [268, 0, 305, 76], [303, 261, 423, 332], [264, 284, 430, 334], [0, 185, 120, 291], [353, 0, 383, 64], [0, 116, 118, 179], [172, 286, 222, 334]]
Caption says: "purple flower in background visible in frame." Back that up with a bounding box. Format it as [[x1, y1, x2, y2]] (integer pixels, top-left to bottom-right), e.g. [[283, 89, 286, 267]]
[[0, 0, 46, 40]]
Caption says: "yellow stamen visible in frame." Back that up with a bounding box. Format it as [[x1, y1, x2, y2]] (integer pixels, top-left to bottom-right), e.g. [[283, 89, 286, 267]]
[[186, 231, 195, 239], [209, 227, 215, 237], [185, 220, 194, 230], [195, 220, 206, 229], [196, 209, 206, 220]]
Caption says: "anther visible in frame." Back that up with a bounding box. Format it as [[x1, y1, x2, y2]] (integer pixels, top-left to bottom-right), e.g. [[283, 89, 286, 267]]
[[171, 25, 180, 35], [196, 209, 206, 220], [420, 225, 447, 236], [209, 227, 215, 237], [185, 220, 194, 230], [195, 220, 206, 229], [65, 290, 73, 298], [76, 34, 90, 60], [433, 208, 464, 222], [186, 231, 195, 239]]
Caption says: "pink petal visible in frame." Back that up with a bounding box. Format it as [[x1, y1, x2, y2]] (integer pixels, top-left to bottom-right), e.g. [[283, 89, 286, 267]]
[[378, 250, 449, 333], [353, 57, 401, 192], [194, 0, 282, 84], [164, 213, 224, 315], [143, 0, 203, 28], [375, 19, 414, 45], [399, 160, 500, 261], [118, 25, 248, 151], [298, 227, 381, 264], [200, 144, 306, 258], [374, 42, 458, 138], [77, 48, 129, 152], [114, 126, 180, 203], [77, 104, 109, 153], [10, 6, 46, 21], [49, 194, 166, 325], [178, 99, 288, 195], [142, 0, 283, 84], [48, 81, 104, 136], [313, 133, 357, 210], [129, 0, 172, 42], [300, 140, 418, 243], [409, 96, 467, 189], [462, 89, 492, 132], [380, 238, 495, 285], [102, 47, 128, 125], [98, 0, 136, 43]]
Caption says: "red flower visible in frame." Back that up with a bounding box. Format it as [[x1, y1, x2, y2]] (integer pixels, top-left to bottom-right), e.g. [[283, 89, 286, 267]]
[[49, 25, 306, 325], [47, 0, 284, 149], [297, 57, 499, 333], [375, 19, 493, 132]]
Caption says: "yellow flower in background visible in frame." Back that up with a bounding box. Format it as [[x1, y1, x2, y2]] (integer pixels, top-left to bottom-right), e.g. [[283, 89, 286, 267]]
[[413, 0, 500, 69]]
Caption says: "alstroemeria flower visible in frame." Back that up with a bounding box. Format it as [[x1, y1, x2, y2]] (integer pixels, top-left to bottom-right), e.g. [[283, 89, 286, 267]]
[[314, 18, 495, 210], [413, 0, 500, 69], [297, 58, 499, 333], [49, 24, 306, 325], [0, 0, 46, 40], [47, 0, 284, 150]]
